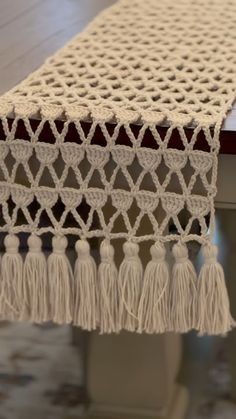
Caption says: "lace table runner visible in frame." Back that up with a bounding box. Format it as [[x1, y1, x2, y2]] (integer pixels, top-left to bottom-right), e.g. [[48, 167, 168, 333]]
[[0, 0, 235, 334]]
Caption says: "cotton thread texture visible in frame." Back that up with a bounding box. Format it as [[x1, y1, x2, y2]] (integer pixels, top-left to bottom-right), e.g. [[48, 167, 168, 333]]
[[0, 0, 235, 334]]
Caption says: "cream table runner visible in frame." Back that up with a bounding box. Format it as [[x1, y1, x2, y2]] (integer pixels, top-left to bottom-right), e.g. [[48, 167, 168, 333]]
[[0, 0, 235, 335]]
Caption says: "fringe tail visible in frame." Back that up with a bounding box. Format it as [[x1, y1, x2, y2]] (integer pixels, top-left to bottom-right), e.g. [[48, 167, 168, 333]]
[[197, 243, 235, 335], [1, 234, 23, 321], [169, 242, 197, 333], [118, 242, 143, 332], [23, 234, 49, 323], [98, 240, 120, 334], [73, 239, 97, 331], [138, 242, 170, 334], [47, 235, 73, 324]]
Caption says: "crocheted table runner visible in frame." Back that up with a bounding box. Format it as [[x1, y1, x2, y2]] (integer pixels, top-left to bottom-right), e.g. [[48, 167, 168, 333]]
[[0, 0, 235, 334]]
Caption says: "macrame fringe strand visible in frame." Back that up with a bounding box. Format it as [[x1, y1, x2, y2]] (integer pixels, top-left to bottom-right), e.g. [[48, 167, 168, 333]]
[[0, 234, 234, 336]]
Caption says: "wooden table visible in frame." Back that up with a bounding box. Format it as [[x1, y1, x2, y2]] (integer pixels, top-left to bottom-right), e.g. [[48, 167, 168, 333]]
[[0, 0, 115, 94]]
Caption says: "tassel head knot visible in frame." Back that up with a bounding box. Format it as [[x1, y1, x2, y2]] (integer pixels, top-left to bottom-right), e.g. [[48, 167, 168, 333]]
[[52, 235, 68, 254], [27, 234, 42, 252], [172, 242, 188, 263], [4, 234, 20, 254], [75, 239, 90, 259], [100, 240, 114, 262], [150, 242, 166, 261], [202, 243, 218, 264], [123, 242, 139, 261]]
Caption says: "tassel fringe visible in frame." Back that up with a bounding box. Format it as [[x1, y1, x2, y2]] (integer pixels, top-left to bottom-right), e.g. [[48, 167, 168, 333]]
[[118, 242, 143, 332], [73, 239, 97, 331], [197, 243, 235, 336], [1, 234, 23, 321], [0, 233, 234, 335], [23, 234, 49, 323], [98, 240, 120, 334], [47, 235, 73, 324], [138, 242, 170, 334], [169, 242, 197, 333]]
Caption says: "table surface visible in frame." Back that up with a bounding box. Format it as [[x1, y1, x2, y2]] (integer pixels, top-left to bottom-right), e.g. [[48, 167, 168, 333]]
[[0, 0, 235, 151]]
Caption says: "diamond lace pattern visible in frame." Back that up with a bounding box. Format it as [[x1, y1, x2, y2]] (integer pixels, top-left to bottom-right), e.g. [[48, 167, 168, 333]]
[[0, 0, 236, 244]]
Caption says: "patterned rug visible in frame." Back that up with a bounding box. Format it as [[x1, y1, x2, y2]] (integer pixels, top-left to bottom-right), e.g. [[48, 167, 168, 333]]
[[0, 322, 86, 419]]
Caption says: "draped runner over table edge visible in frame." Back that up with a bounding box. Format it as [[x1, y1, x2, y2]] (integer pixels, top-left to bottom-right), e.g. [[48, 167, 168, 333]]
[[0, 0, 235, 334]]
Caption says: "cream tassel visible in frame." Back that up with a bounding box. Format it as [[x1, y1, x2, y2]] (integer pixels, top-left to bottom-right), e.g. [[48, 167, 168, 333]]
[[47, 235, 73, 324], [170, 242, 197, 333], [98, 240, 120, 334], [118, 241, 143, 332], [73, 239, 97, 331], [197, 243, 235, 335], [1, 234, 23, 321], [138, 242, 170, 334], [22, 234, 49, 323]]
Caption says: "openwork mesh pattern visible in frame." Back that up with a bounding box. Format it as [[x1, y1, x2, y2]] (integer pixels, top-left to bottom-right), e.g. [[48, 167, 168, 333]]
[[0, 116, 216, 242], [1, 0, 236, 243], [3, 0, 236, 121], [0, 0, 235, 334]]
